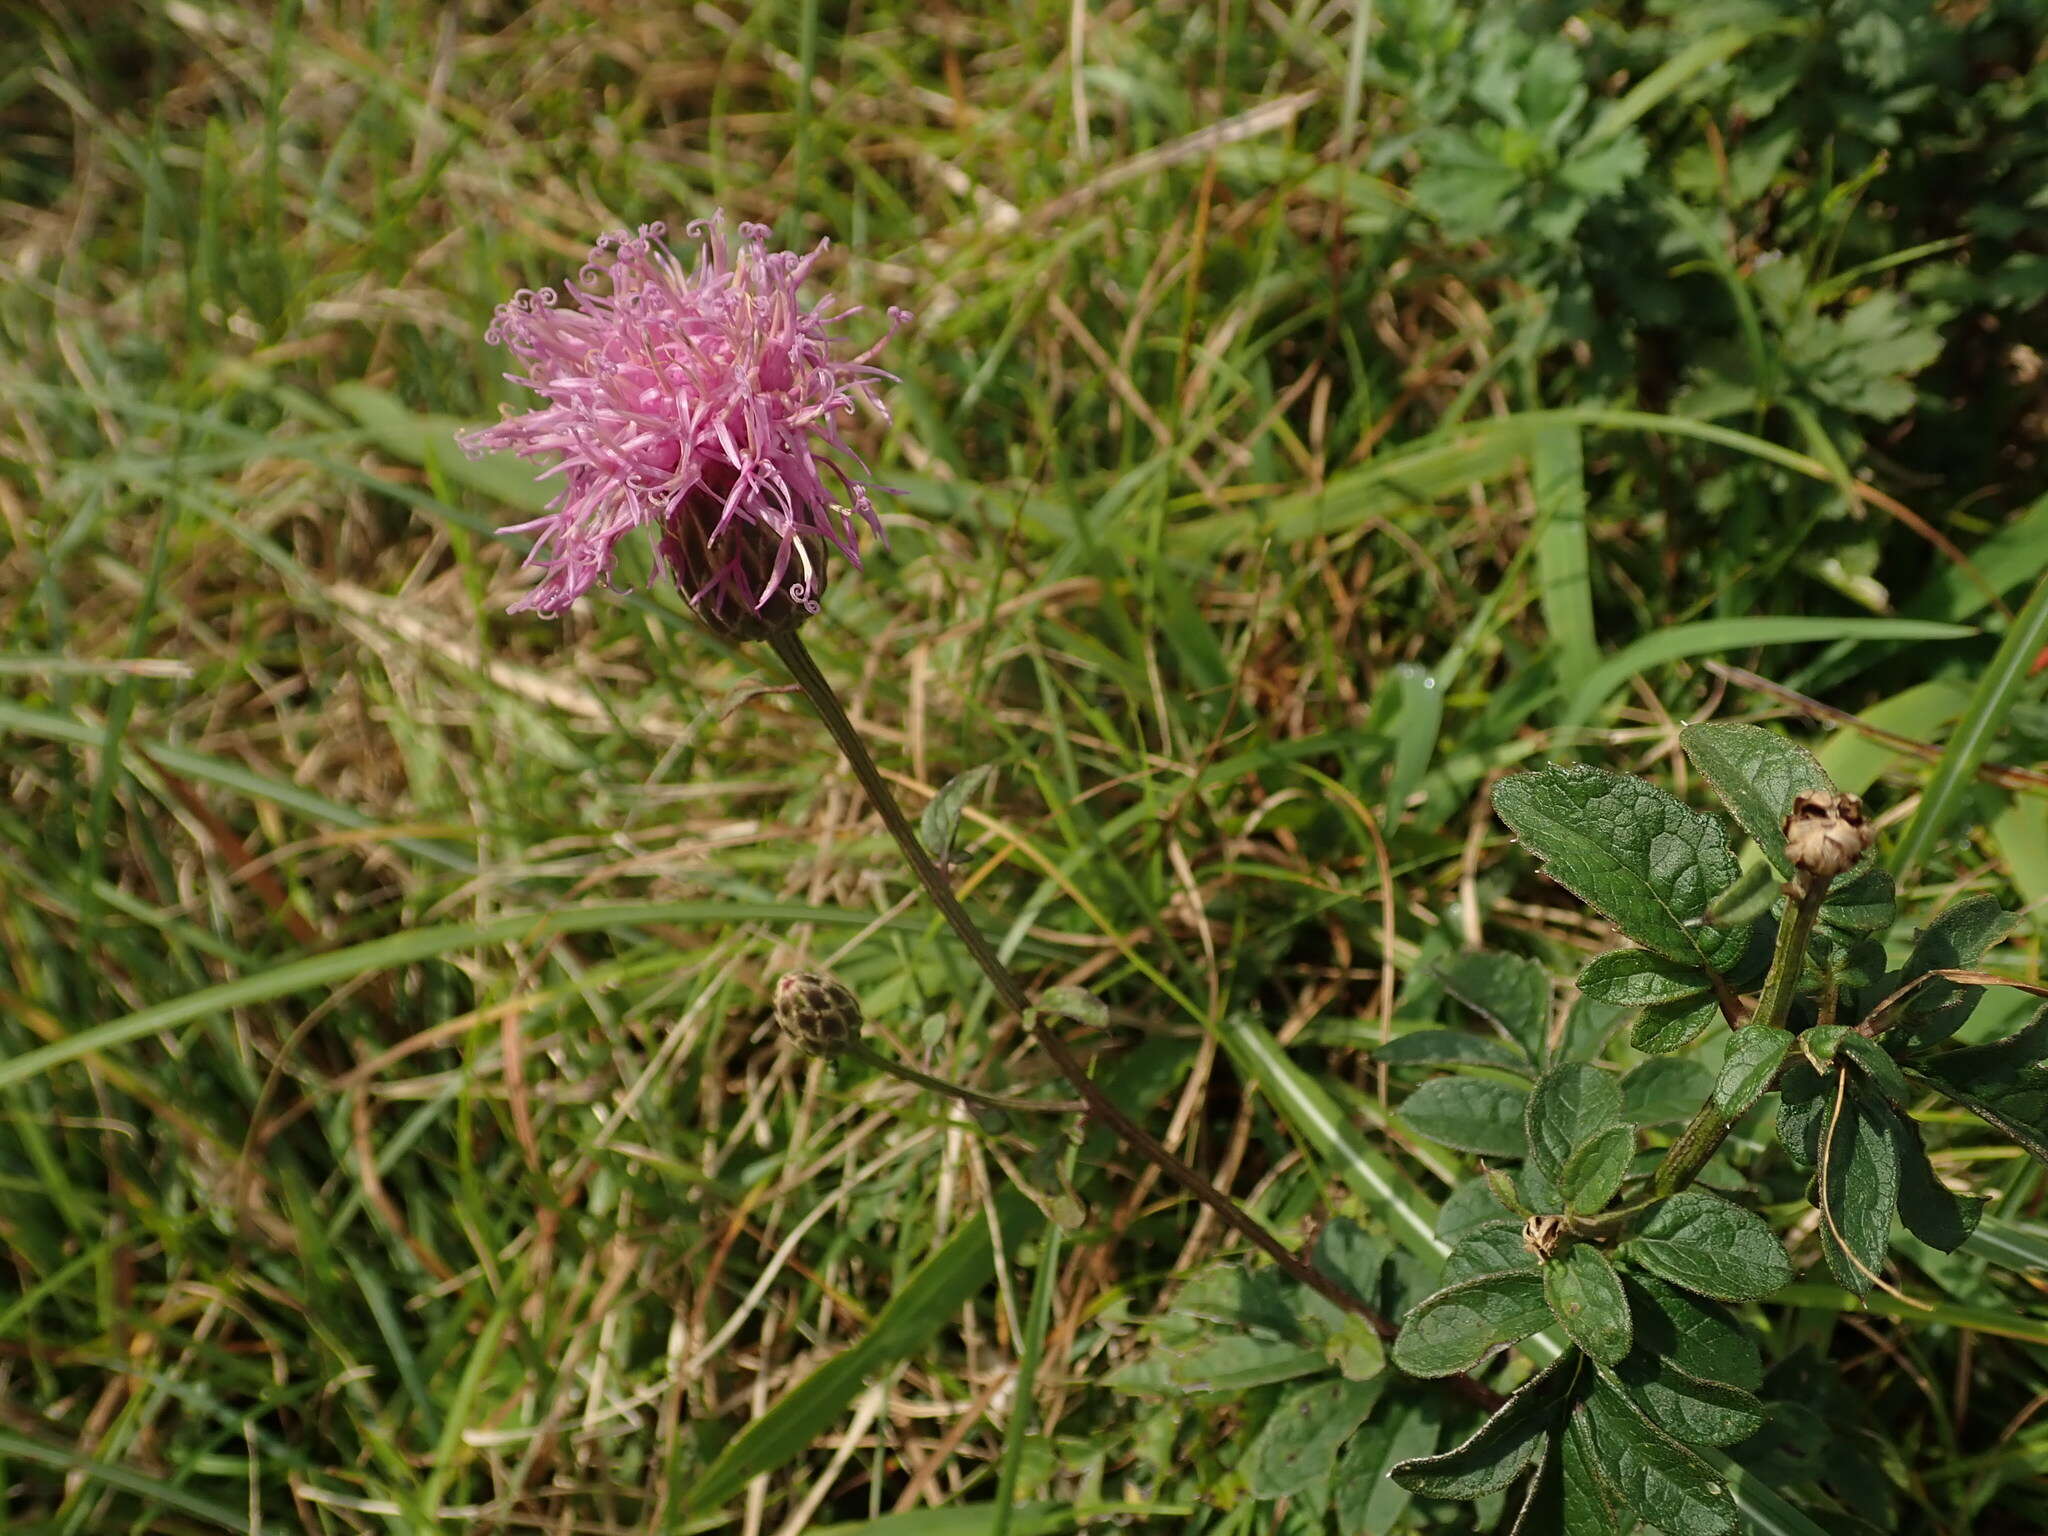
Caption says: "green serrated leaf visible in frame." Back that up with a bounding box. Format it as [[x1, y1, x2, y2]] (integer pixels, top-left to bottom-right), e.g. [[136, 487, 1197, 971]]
[[1607, 1354, 1767, 1450], [1892, 894, 2017, 1049], [1626, 1275, 1762, 1392], [919, 763, 996, 865], [1631, 994, 1723, 1054], [1680, 721, 1835, 880], [1391, 1352, 1580, 1499], [1436, 951, 1552, 1062], [1546, 1244, 1633, 1365], [1562, 1125, 1635, 1216], [1818, 1076, 1901, 1296], [1526, 1063, 1625, 1183], [1625, 1191, 1791, 1302], [1372, 1028, 1537, 1077], [1391, 1272, 1554, 1378], [1579, 948, 1714, 1007], [1579, 1380, 1738, 1536], [1444, 1220, 1541, 1287], [1714, 1026, 1793, 1119], [1243, 1375, 1386, 1497], [1815, 866, 1897, 935], [1401, 1077, 1532, 1159], [1622, 1058, 1716, 1126], [1884, 1102, 1984, 1254], [1494, 767, 1741, 969]]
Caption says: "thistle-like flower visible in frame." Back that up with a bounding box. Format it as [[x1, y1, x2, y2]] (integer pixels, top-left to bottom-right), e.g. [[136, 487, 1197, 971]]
[[461, 215, 909, 635]]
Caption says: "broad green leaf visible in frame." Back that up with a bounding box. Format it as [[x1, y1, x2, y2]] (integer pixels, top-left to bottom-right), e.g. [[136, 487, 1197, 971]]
[[1833, 1033, 1913, 1110], [1817, 1076, 1900, 1297], [1713, 1026, 1793, 1119], [1885, 1101, 1985, 1254], [1630, 995, 1723, 1055], [1401, 1077, 1532, 1160], [1334, 1395, 1440, 1534], [1562, 1125, 1635, 1216], [1438, 1178, 1516, 1244], [1562, 1414, 1630, 1535], [1545, 1244, 1633, 1365], [1436, 951, 1552, 1062], [1443, 1220, 1541, 1287], [1493, 767, 1740, 969], [1578, 948, 1713, 1007], [1679, 722, 1834, 880], [1625, 1192, 1791, 1302], [808, 1506, 1080, 1536], [1814, 866, 1896, 935], [1578, 1380, 1738, 1536], [1892, 893, 2016, 1049], [1525, 1063, 1625, 1184], [1312, 1217, 1390, 1304], [1392, 1353, 1580, 1499], [1776, 1062, 1829, 1170], [1372, 1028, 1537, 1077], [1908, 1009, 2048, 1163], [1391, 1272, 1554, 1378], [1243, 1376, 1385, 1497], [1606, 1356, 1766, 1449], [1622, 1058, 1716, 1126], [918, 763, 995, 865], [1625, 1276, 1762, 1392]]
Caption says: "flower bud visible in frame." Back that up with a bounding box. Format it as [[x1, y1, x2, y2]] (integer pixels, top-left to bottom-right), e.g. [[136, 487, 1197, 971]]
[[1783, 790, 1873, 880], [773, 971, 862, 1057]]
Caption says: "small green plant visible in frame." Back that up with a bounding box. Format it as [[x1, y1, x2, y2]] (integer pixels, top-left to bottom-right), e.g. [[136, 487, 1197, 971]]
[[1112, 723, 2041, 1532]]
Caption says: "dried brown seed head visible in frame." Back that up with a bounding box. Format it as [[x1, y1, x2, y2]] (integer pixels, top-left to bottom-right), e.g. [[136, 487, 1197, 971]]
[[1783, 790, 1873, 880], [1523, 1213, 1569, 1263], [773, 971, 863, 1057]]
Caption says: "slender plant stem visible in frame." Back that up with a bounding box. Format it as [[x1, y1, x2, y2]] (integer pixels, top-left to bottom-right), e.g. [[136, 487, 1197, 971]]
[[1649, 871, 1835, 1201], [848, 1041, 1082, 1117], [766, 632, 1513, 1399]]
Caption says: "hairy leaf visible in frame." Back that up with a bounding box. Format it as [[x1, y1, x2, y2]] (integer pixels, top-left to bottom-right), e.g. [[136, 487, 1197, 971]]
[[1392, 1352, 1580, 1499], [1815, 865, 1897, 935], [1563, 1124, 1635, 1215], [1776, 1061, 1828, 1170], [1893, 894, 2018, 1048], [1578, 1380, 1738, 1536], [1579, 948, 1714, 1007], [1526, 1063, 1626, 1183], [1631, 994, 1723, 1055], [1818, 1076, 1900, 1297], [1833, 1032, 1913, 1110], [1562, 1413, 1630, 1536], [1391, 1272, 1554, 1378], [1443, 1220, 1540, 1287], [1625, 1275, 1762, 1393], [1888, 1107, 1985, 1253], [1401, 1077, 1532, 1159], [1679, 721, 1833, 880], [1909, 1008, 2048, 1163], [1436, 951, 1553, 1062], [1626, 1191, 1791, 1302], [1713, 1025, 1793, 1119], [1546, 1244, 1634, 1365], [1493, 766, 1740, 969], [1607, 1355, 1766, 1449]]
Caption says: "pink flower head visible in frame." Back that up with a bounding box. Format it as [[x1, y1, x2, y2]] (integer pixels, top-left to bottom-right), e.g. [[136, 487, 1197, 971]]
[[461, 215, 910, 634]]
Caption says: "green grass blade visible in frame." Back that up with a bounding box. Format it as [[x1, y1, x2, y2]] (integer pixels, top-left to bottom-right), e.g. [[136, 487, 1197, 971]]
[[1531, 424, 1597, 697], [682, 1185, 1043, 1517], [1890, 572, 2048, 884], [0, 1430, 253, 1533], [1561, 617, 1974, 730]]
